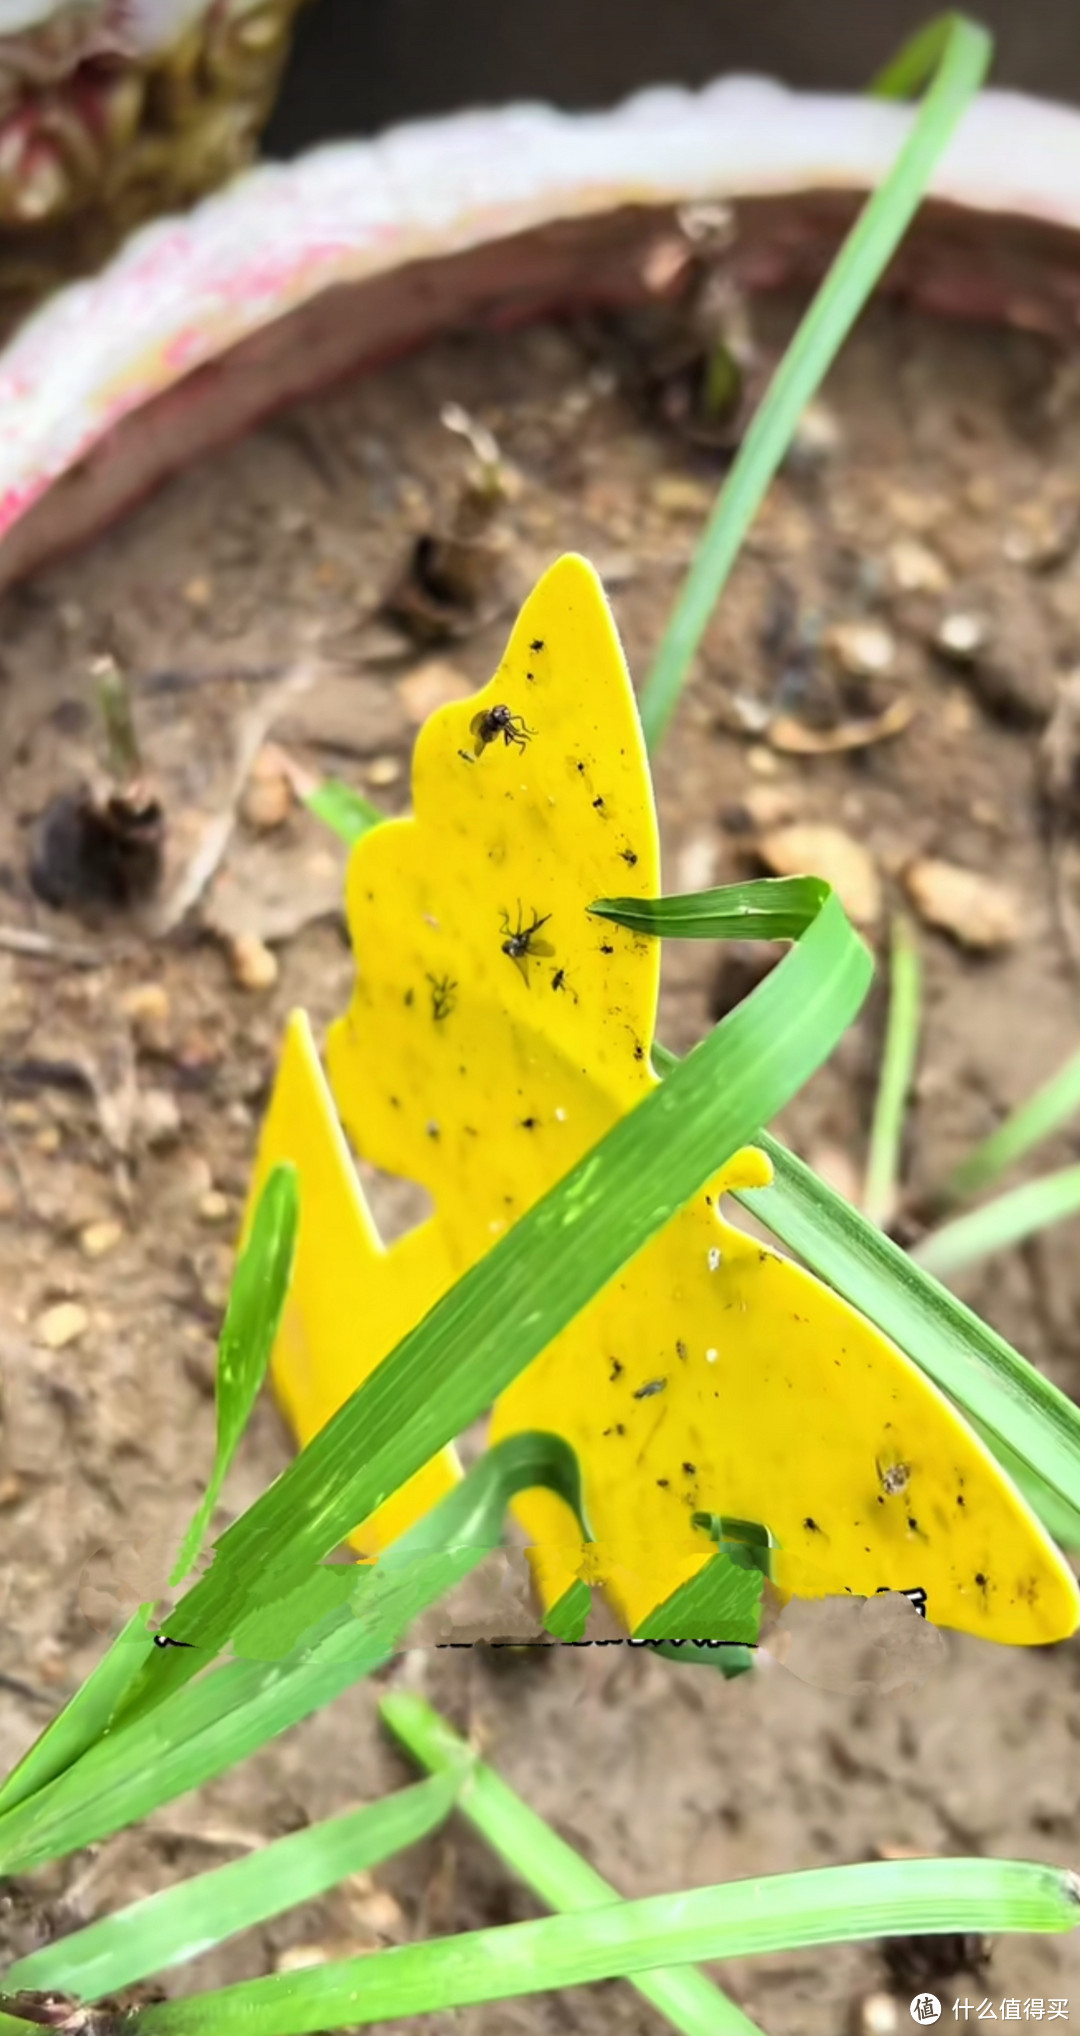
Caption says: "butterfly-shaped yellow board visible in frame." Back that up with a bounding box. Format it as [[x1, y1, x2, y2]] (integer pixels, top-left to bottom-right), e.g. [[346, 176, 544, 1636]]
[[254, 552, 1079, 1646]]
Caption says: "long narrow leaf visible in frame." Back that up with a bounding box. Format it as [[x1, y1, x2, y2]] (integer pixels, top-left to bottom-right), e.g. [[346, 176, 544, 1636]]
[[863, 915, 922, 1229], [7, 1771, 463, 2001], [638, 16, 991, 749], [380, 1691, 763, 2036], [619, 1007, 1080, 1549], [303, 779, 384, 847], [735, 1131, 1080, 1546], [590, 877, 828, 943], [0, 1435, 587, 1874], [172, 1165, 299, 1585], [913, 1165, 1080, 1279], [133, 1860, 1080, 2035], [947, 1041, 1080, 1204], [870, 11, 971, 96], [0, 1612, 153, 1823]]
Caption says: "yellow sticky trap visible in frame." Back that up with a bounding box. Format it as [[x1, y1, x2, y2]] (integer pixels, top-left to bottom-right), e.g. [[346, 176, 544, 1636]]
[[257, 553, 1079, 1647], [247, 1011, 459, 1555]]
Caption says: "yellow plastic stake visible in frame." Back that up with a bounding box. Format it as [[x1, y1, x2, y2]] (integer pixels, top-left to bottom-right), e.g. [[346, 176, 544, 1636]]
[[251, 555, 1080, 1646]]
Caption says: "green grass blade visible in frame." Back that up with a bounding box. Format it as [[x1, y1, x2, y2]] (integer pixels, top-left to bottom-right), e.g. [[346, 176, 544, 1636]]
[[913, 1165, 1080, 1279], [946, 1041, 1080, 1205], [172, 1165, 299, 1586], [7, 1771, 463, 2001], [0, 1435, 588, 1874], [544, 1578, 592, 1641], [0, 1613, 152, 1821], [863, 915, 922, 1229], [638, 15, 991, 751], [115, 888, 868, 1692], [380, 1691, 763, 2036], [303, 780, 384, 846], [632, 1556, 761, 1647], [870, 12, 969, 95], [731, 1130, 1080, 1545], [590, 877, 828, 942], [131, 1860, 1080, 2035]]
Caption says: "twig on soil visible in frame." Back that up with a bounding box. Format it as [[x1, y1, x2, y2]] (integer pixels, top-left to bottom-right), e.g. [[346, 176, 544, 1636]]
[[150, 660, 317, 937], [0, 926, 102, 966]]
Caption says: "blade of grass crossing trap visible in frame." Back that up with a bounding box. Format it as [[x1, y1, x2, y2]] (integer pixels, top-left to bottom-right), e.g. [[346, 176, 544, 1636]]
[[0, 1435, 590, 1874], [614, 886, 1080, 1541], [637, 16, 992, 750], [740, 1132, 1080, 1545], [590, 876, 828, 943], [130, 1860, 1080, 2034], [6, 1771, 464, 2002], [380, 1691, 763, 2036]]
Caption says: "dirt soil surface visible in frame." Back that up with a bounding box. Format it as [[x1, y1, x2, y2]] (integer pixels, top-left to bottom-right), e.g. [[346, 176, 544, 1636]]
[[2, 295, 1080, 2033]]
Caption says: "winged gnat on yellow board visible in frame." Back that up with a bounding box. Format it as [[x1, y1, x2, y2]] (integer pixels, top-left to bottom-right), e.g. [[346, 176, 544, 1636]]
[[249, 553, 1080, 1648]]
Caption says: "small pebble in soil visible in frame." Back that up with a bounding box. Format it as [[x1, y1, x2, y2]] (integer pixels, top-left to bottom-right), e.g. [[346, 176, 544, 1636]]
[[903, 858, 1021, 951], [675, 834, 718, 893], [825, 619, 897, 681], [121, 981, 172, 1054], [366, 755, 402, 788], [348, 1885, 406, 1936], [722, 784, 799, 834], [934, 609, 988, 664], [1001, 496, 1078, 571], [198, 1189, 231, 1225], [35, 1300, 90, 1349], [651, 473, 714, 518], [757, 823, 881, 928], [80, 1219, 123, 1259], [240, 746, 294, 832], [137, 1087, 182, 1149], [229, 932, 279, 991], [887, 538, 949, 596], [852, 1995, 902, 2036]]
